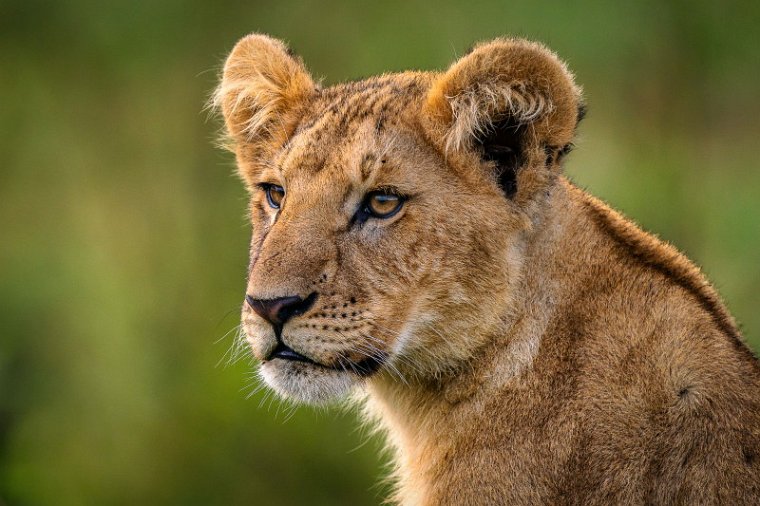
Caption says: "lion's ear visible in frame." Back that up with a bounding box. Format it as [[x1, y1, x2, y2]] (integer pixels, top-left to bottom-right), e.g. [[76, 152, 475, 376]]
[[214, 34, 317, 149], [421, 38, 584, 198]]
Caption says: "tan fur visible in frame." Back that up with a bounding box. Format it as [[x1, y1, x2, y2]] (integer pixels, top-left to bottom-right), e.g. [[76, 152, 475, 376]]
[[214, 34, 760, 504]]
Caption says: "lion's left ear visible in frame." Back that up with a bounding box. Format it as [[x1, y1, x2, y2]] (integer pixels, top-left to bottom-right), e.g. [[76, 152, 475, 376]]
[[421, 38, 584, 198]]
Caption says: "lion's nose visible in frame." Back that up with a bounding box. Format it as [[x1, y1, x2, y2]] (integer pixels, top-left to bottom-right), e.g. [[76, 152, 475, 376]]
[[245, 292, 318, 328]]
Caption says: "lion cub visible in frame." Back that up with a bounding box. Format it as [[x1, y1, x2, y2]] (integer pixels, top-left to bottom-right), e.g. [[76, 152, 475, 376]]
[[214, 34, 760, 504]]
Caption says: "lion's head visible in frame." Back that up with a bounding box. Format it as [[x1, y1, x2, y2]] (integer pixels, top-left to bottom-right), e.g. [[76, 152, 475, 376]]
[[214, 34, 582, 403]]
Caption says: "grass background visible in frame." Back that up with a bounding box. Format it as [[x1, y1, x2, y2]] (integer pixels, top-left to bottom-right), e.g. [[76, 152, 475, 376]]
[[1, 1, 759, 504]]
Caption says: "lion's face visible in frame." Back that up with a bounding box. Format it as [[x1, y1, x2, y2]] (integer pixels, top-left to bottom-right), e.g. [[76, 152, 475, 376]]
[[216, 35, 581, 403], [240, 83, 518, 403]]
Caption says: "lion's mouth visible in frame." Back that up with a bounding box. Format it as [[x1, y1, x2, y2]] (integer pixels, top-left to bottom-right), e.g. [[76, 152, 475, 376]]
[[270, 341, 314, 363], [266, 341, 386, 377]]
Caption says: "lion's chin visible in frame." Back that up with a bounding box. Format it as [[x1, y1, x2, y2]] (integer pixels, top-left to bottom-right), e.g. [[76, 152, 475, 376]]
[[259, 359, 359, 405]]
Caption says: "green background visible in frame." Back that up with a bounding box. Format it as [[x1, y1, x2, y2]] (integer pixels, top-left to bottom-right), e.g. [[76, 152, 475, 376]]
[[1, 1, 759, 504]]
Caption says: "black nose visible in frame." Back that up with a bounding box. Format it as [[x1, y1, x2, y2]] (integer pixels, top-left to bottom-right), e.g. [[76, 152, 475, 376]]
[[245, 292, 317, 328]]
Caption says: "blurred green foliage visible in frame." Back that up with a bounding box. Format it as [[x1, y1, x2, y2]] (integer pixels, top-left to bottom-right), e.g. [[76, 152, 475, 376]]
[[1, 0, 759, 504]]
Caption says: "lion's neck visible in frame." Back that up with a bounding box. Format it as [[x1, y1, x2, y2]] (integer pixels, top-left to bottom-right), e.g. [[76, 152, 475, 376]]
[[363, 180, 579, 504]]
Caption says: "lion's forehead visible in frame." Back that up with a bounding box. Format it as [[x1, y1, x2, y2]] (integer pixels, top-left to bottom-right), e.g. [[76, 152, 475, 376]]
[[312, 73, 428, 124], [277, 74, 432, 180]]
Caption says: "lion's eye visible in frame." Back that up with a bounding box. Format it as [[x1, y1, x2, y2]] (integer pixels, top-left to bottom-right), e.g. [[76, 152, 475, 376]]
[[262, 184, 285, 209], [364, 191, 404, 219]]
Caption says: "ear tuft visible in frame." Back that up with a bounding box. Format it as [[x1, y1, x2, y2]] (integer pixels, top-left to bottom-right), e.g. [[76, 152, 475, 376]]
[[435, 79, 554, 153], [422, 38, 582, 155], [212, 34, 317, 146]]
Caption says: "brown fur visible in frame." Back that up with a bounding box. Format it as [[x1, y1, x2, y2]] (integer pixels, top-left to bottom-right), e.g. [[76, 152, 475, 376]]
[[214, 34, 760, 505]]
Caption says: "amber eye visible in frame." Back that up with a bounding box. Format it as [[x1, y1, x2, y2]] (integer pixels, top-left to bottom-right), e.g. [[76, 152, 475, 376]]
[[364, 191, 404, 219], [261, 184, 285, 209]]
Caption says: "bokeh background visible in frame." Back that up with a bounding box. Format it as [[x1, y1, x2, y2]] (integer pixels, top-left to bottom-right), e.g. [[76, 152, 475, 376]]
[[1, 1, 759, 504]]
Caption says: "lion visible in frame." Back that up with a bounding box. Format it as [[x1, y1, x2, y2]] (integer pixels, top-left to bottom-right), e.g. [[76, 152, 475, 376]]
[[213, 34, 760, 505]]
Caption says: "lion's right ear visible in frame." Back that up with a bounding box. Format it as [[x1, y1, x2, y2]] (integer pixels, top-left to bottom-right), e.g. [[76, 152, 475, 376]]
[[213, 34, 317, 150]]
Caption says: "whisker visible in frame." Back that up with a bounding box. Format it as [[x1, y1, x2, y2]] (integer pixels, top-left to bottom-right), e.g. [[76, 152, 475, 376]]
[[216, 323, 248, 368]]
